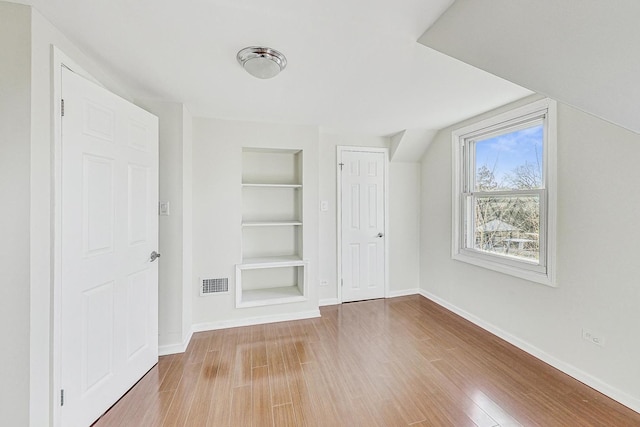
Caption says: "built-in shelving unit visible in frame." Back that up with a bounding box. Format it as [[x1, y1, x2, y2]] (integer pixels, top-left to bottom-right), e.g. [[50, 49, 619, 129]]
[[237, 148, 307, 308]]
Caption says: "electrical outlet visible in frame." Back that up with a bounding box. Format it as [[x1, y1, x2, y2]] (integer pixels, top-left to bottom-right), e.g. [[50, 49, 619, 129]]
[[582, 328, 604, 347], [319, 280, 328, 287]]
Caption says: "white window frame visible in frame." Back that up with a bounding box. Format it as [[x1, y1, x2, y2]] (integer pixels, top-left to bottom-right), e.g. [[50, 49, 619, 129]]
[[452, 98, 557, 286]]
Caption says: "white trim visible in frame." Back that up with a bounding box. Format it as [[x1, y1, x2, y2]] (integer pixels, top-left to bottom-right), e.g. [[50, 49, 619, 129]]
[[191, 309, 321, 333], [319, 298, 340, 306], [158, 330, 194, 356], [418, 290, 640, 414], [451, 98, 557, 287], [336, 146, 390, 303], [51, 46, 106, 427], [387, 289, 419, 298]]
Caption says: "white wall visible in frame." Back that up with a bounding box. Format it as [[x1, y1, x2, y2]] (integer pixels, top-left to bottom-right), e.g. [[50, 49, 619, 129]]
[[0, 4, 32, 426], [389, 161, 421, 295], [191, 118, 320, 328], [420, 95, 640, 411], [137, 101, 193, 354], [318, 133, 421, 304]]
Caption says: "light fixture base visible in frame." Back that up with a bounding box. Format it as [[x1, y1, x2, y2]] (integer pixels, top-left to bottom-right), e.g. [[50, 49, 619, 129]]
[[237, 46, 287, 79]]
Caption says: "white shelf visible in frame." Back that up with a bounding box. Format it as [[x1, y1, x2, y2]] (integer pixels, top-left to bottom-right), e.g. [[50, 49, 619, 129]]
[[242, 220, 302, 227], [238, 286, 307, 308], [241, 256, 304, 268], [238, 148, 306, 309], [242, 183, 302, 188]]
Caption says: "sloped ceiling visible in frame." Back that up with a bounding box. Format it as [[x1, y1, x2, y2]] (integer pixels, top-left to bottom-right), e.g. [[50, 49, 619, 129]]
[[15, 0, 531, 136], [419, 0, 640, 134]]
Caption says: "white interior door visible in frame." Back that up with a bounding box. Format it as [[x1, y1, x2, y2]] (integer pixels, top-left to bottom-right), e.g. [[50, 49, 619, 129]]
[[340, 149, 386, 302], [60, 67, 159, 427]]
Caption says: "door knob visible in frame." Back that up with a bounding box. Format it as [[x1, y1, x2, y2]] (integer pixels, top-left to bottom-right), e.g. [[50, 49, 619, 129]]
[[150, 251, 161, 262], [376, 232, 384, 238]]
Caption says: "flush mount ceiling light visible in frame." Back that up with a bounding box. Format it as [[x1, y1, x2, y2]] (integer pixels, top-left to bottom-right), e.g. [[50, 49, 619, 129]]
[[237, 46, 287, 79]]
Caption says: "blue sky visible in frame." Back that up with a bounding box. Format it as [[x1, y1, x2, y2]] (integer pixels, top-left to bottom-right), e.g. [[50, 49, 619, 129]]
[[475, 124, 543, 185]]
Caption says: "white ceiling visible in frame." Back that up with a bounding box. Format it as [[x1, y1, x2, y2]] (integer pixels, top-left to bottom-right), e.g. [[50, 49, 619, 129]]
[[19, 0, 531, 135], [420, 0, 640, 135]]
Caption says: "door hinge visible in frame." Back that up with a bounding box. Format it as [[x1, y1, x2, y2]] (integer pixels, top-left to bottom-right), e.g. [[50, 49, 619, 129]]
[[60, 389, 64, 406], [341, 278, 343, 287], [61, 99, 65, 117]]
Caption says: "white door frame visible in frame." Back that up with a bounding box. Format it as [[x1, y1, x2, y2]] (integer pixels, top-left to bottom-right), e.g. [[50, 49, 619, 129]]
[[336, 146, 389, 303], [51, 46, 109, 427]]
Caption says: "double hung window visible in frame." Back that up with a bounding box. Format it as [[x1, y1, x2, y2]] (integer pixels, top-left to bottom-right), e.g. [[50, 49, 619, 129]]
[[452, 98, 557, 286]]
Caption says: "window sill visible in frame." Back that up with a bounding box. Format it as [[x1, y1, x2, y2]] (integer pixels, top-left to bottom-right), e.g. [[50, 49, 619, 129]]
[[453, 251, 556, 287]]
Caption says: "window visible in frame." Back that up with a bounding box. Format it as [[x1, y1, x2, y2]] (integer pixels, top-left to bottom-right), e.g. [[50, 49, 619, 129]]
[[452, 98, 557, 286]]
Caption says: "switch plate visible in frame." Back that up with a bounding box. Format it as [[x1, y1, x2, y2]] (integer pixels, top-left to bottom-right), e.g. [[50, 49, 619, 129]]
[[159, 201, 170, 216], [320, 200, 329, 212]]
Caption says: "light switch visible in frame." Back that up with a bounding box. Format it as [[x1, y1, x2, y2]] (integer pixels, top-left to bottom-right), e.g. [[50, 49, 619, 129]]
[[159, 201, 170, 216], [320, 200, 329, 212]]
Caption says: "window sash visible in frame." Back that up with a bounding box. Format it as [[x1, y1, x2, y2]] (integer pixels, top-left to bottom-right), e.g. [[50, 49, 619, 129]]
[[460, 188, 547, 270], [462, 116, 547, 193]]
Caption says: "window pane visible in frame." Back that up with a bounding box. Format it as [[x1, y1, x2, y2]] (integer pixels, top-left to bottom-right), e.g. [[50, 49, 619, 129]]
[[475, 124, 543, 191], [472, 194, 540, 262]]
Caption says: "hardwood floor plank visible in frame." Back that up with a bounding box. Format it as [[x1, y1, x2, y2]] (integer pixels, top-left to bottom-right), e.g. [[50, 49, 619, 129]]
[[204, 331, 237, 427], [138, 391, 174, 427], [252, 365, 273, 427], [273, 403, 297, 427], [186, 334, 210, 364], [280, 341, 318, 427], [229, 385, 252, 427], [300, 361, 342, 426], [207, 329, 225, 352], [158, 353, 186, 392], [266, 341, 292, 406], [349, 397, 386, 427], [183, 350, 221, 426], [96, 296, 640, 427], [232, 346, 252, 387], [161, 361, 203, 426], [251, 324, 268, 368]]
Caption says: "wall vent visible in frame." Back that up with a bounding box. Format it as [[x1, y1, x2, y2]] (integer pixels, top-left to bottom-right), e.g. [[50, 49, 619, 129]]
[[200, 278, 229, 295]]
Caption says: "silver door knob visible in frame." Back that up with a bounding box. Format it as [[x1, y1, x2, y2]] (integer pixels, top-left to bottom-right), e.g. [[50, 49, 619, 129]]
[[150, 251, 161, 262], [376, 232, 384, 238]]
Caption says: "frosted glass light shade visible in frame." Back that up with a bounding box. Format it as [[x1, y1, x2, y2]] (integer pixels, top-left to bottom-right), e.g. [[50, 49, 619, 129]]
[[237, 47, 287, 79]]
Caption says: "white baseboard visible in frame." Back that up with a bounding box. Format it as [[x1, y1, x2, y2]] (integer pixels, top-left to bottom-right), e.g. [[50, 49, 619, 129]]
[[191, 309, 321, 333], [158, 329, 193, 356], [321, 291, 418, 306], [387, 288, 419, 298], [418, 289, 640, 414]]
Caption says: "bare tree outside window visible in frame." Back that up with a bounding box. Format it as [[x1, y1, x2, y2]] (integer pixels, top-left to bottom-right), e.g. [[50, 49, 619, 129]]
[[471, 125, 543, 261]]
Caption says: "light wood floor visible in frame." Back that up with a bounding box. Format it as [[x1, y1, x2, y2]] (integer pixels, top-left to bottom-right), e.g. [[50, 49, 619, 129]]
[[93, 295, 640, 426]]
